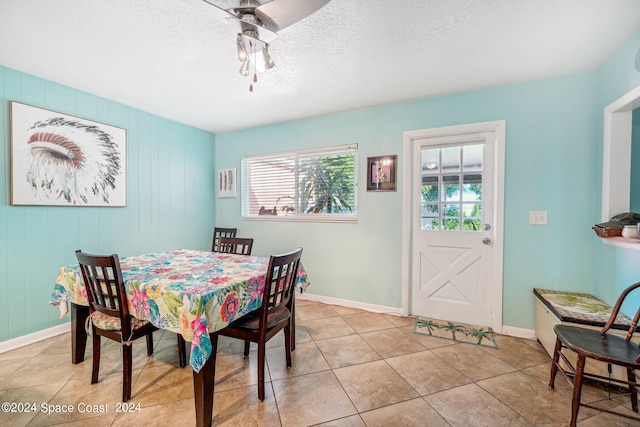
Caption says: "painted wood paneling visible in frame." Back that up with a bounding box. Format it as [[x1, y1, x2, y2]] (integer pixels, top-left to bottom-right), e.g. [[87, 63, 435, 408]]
[[0, 66, 215, 341]]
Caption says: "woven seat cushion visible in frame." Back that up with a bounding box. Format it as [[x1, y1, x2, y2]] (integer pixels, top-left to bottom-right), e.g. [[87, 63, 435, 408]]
[[230, 306, 291, 331], [90, 310, 149, 331]]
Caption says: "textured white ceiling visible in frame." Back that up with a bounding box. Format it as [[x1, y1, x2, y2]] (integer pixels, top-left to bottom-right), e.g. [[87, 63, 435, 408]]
[[1, 0, 639, 133]]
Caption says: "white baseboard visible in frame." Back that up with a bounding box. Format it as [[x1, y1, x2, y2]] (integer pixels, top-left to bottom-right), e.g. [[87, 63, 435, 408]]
[[499, 325, 537, 340], [0, 323, 70, 354], [298, 292, 537, 341], [297, 292, 403, 316]]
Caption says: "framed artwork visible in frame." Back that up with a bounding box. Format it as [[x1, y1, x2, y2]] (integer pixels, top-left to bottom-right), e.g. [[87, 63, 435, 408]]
[[10, 101, 127, 206], [367, 155, 397, 191], [218, 168, 237, 198]]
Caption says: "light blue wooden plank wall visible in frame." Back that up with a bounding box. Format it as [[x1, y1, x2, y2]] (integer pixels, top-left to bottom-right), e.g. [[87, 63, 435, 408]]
[[0, 65, 216, 341]]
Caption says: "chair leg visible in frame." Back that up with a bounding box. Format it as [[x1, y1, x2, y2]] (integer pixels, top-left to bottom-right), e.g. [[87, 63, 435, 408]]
[[243, 341, 250, 357], [548, 337, 562, 390], [146, 332, 154, 356], [284, 322, 292, 368], [122, 344, 133, 402], [91, 333, 101, 384], [257, 342, 265, 401], [569, 355, 586, 427], [628, 368, 639, 412], [178, 334, 187, 368]]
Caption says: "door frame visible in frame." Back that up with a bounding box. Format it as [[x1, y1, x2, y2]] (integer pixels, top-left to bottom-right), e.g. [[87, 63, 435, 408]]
[[401, 120, 506, 332]]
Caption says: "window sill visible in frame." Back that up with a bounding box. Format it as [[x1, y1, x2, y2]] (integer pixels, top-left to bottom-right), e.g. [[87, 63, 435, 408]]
[[242, 215, 357, 224], [600, 236, 640, 251]]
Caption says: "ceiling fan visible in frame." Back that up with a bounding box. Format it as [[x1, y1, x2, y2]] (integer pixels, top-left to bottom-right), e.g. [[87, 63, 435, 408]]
[[182, 0, 331, 91]]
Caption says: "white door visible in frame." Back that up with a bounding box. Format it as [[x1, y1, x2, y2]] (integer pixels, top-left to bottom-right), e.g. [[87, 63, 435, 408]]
[[405, 121, 504, 329]]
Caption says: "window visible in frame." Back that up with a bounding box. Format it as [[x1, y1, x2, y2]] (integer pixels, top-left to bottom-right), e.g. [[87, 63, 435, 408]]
[[421, 144, 483, 231], [241, 144, 358, 222]]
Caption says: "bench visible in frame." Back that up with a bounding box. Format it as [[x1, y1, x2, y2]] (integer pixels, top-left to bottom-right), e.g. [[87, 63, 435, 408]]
[[534, 288, 635, 382]]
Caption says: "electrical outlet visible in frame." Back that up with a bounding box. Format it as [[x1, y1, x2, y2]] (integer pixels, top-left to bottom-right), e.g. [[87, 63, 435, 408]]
[[529, 210, 548, 225]]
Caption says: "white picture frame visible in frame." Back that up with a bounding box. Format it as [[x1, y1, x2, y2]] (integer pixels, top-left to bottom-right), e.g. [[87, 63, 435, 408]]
[[10, 101, 127, 206], [218, 168, 237, 198]]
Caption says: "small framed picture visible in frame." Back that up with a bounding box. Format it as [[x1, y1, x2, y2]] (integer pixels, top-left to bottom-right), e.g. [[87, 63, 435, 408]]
[[218, 168, 237, 198], [367, 155, 397, 191]]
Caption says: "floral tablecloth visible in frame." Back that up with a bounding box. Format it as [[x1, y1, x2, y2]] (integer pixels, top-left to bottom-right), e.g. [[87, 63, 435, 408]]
[[50, 249, 309, 372]]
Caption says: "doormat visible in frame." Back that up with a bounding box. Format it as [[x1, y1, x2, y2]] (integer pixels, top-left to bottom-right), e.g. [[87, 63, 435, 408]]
[[413, 316, 498, 348]]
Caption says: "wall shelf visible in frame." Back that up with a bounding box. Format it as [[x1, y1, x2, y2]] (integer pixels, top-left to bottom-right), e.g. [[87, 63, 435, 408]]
[[600, 236, 640, 251]]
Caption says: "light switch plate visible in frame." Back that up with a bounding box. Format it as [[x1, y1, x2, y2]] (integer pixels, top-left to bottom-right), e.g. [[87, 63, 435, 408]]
[[529, 210, 548, 225]]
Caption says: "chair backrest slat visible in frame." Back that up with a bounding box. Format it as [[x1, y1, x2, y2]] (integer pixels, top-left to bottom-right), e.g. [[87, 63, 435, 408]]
[[261, 248, 302, 324], [212, 227, 238, 252], [218, 237, 254, 256], [76, 250, 132, 336]]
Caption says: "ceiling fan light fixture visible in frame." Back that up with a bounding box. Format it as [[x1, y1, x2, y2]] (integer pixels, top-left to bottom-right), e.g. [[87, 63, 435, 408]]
[[236, 34, 248, 61], [262, 44, 275, 70], [239, 60, 250, 76]]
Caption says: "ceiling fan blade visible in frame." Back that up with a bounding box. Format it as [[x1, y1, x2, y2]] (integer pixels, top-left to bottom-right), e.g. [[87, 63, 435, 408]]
[[181, 0, 238, 22], [255, 0, 331, 32]]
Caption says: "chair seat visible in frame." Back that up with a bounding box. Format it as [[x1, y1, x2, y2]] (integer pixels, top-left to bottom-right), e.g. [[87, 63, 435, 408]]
[[554, 324, 640, 368], [228, 306, 290, 331], [90, 310, 149, 331]]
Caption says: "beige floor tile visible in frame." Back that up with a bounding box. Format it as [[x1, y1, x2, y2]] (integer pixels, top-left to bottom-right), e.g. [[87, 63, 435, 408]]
[[46, 413, 118, 426], [330, 305, 366, 316], [478, 369, 600, 426], [315, 334, 381, 369], [430, 341, 516, 381], [578, 404, 640, 426], [480, 334, 550, 369], [27, 373, 127, 426], [132, 364, 194, 405], [295, 301, 340, 321], [0, 357, 30, 384], [1, 300, 607, 426], [144, 335, 187, 369], [1, 350, 82, 389], [0, 338, 51, 362], [425, 382, 533, 426], [267, 341, 330, 380], [304, 317, 357, 341], [380, 313, 415, 327], [313, 414, 367, 426], [0, 381, 67, 426], [111, 397, 194, 427], [272, 371, 357, 426], [213, 351, 266, 392], [386, 350, 473, 395], [360, 397, 449, 427], [341, 312, 396, 333], [360, 328, 425, 358], [212, 384, 281, 426], [333, 360, 419, 412]]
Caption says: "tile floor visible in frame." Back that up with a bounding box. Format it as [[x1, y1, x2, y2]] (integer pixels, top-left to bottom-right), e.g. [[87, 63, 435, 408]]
[[1, 299, 640, 426]]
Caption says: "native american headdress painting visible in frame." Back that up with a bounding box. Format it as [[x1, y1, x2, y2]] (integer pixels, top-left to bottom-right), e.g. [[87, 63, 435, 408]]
[[10, 101, 126, 206]]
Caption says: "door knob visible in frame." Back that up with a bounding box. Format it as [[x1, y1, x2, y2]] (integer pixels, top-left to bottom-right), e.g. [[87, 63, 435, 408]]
[[482, 238, 491, 245]]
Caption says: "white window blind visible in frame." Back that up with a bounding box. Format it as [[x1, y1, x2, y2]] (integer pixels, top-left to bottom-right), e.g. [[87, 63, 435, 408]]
[[241, 144, 358, 222]]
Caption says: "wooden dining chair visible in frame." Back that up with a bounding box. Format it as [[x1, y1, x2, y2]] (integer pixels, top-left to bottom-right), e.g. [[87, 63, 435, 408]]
[[213, 247, 303, 401], [218, 236, 254, 255], [549, 281, 640, 426], [75, 250, 187, 402], [212, 227, 237, 252]]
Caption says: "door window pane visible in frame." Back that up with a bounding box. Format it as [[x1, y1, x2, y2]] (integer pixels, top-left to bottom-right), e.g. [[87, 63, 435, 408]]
[[463, 144, 483, 172], [442, 147, 460, 172], [422, 149, 439, 174], [420, 144, 484, 231]]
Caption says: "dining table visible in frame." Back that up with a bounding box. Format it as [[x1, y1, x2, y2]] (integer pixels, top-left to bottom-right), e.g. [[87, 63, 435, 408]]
[[50, 248, 309, 427]]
